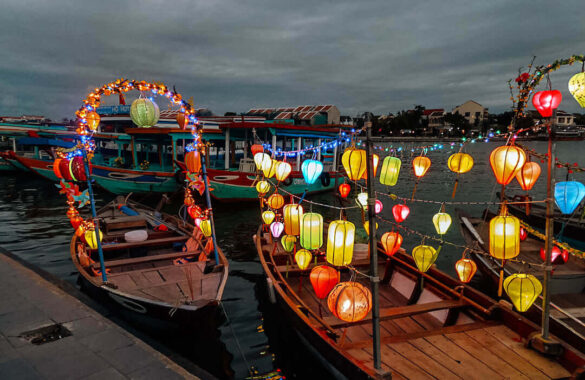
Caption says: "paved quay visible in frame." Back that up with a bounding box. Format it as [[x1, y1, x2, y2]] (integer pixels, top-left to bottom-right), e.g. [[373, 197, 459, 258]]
[[0, 248, 203, 380]]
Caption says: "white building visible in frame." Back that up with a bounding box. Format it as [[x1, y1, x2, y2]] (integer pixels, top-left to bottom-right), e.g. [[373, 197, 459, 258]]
[[452, 100, 488, 127]]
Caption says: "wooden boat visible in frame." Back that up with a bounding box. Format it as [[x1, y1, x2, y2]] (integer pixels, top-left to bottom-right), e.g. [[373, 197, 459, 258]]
[[71, 198, 228, 327], [255, 225, 585, 379]]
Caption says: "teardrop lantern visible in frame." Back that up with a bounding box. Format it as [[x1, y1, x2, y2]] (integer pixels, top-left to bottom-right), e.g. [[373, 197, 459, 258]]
[[251, 144, 264, 157], [516, 162, 541, 191], [341, 148, 367, 180], [363, 221, 378, 236], [374, 200, 383, 214], [270, 221, 284, 238], [539, 246, 569, 265], [327, 282, 372, 322], [412, 245, 438, 273], [295, 249, 312, 270], [275, 161, 292, 182], [262, 210, 276, 225], [338, 183, 351, 198], [519, 227, 527, 241], [85, 111, 101, 132], [392, 204, 410, 223], [256, 180, 271, 196], [262, 159, 279, 178], [532, 90, 562, 117], [412, 156, 431, 178], [503, 274, 542, 312], [254, 152, 272, 172], [489, 145, 527, 185], [283, 204, 303, 236], [84, 228, 103, 250], [176, 111, 189, 130], [300, 212, 323, 250], [130, 98, 160, 128], [554, 181, 585, 214], [432, 212, 452, 235], [310, 266, 340, 299], [361, 154, 379, 180], [455, 258, 477, 283], [356, 192, 368, 210], [199, 219, 212, 237], [568, 72, 585, 108], [379, 156, 401, 186], [326, 220, 355, 266], [301, 159, 323, 185], [489, 209, 520, 260], [267, 193, 285, 209], [281, 235, 297, 252], [185, 150, 202, 173], [380, 232, 402, 257]]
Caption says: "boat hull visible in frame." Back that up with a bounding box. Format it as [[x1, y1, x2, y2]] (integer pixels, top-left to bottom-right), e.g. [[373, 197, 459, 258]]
[[11, 154, 59, 181], [91, 165, 180, 194]]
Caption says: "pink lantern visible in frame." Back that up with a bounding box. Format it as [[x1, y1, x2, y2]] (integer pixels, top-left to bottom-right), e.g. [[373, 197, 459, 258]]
[[271, 221, 284, 238], [375, 200, 383, 214]]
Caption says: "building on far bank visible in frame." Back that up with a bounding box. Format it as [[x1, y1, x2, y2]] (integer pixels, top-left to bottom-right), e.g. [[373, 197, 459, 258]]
[[452, 100, 488, 127], [246, 105, 340, 126], [0, 115, 48, 124]]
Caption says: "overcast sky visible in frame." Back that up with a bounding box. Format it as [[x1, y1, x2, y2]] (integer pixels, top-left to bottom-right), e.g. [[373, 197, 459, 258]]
[[1, 0, 584, 120]]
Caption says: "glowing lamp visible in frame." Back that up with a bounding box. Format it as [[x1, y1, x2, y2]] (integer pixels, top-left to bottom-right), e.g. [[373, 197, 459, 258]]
[[53, 158, 63, 179], [84, 228, 103, 250], [519, 227, 527, 241], [69, 156, 89, 182], [375, 200, 383, 214], [412, 156, 431, 178], [267, 193, 285, 209], [256, 180, 271, 196], [295, 249, 312, 270], [70, 215, 83, 230], [262, 159, 278, 178], [516, 162, 541, 191], [270, 222, 284, 238], [199, 219, 212, 237], [569, 72, 585, 108], [327, 282, 372, 322], [262, 210, 276, 225], [361, 154, 379, 179], [379, 156, 401, 186], [540, 246, 569, 265], [447, 153, 473, 174], [75, 223, 87, 238], [412, 245, 438, 273], [176, 112, 188, 129], [341, 148, 367, 180], [194, 217, 202, 227], [275, 161, 292, 182], [363, 221, 378, 236], [254, 153, 272, 172], [187, 205, 202, 219], [532, 90, 562, 118], [503, 274, 542, 312], [310, 266, 339, 299], [489, 212, 520, 259], [392, 204, 410, 223], [432, 212, 452, 235], [356, 192, 368, 210], [59, 158, 72, 181], [489, 145, 526, 185], [251, 144, 264, 157], [301, 159, 323, 185], [338, 183, 351, 198], [283, 204, 303, 235], [185, 150, 202, 173], [130, 98, 160, 128], [300, 213, 323, 250], [326, 220, 355, 266], [86, 111, 100, 132], [455, 258, 477, 283], [281, 235, 297, 252], [554, 181, 585, 214], [381, 232, 402, 257]]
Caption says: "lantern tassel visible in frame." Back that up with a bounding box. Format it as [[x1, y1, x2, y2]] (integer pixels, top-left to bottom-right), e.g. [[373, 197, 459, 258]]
[[498, 266, 504, 298], [451, 178, 459, 199], [411, 180, 419, 201]]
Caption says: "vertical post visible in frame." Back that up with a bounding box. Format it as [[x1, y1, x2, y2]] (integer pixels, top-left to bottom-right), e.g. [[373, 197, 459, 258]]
[[317, 139, 322, 161], [200, 146, 220, 265], [131, 137, 137, 168], [171, 138, 176, 170], [332, 133, 339, 171], [224, 128, 230, 170], [365, 116, 381, 370], [243, 129, 248, 159], [271, 134, 277, 156], [296, 137, 302, 171]]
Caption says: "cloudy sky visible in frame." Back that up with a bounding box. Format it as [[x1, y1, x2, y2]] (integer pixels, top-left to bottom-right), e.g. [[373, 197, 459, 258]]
[[0, 0, 583, 120]]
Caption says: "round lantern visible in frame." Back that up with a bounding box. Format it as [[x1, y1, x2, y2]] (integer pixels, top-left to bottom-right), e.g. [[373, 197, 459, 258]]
[[489, 212, 520, 259], [84, 228, 103, 250], [187, 205, 202, 219], [519, 227, 527, 241], [379, 156, 401, 186], [432, 212, 452, 235], [281, 235, 297, 252], [327, 282, 372, 323], [374, 200, 383, 214], [381, 231, 402, 257], [338, 183, 351, 198], [130, 98, 160, 128], [503, 273, 542, 312], [70, 215, 83, 230], [361, 154, 379, 180], [532, 90, 562, 118], [489, 145, 526, 185], [256, 180, 271, 196], [85, 111, 100, 132], [295, 249, 312, 270], [554, 181, 585, 214], [412, 156, 431, 178], [275, 161, 292, 182], [262, 210, 276, 225], [392, 204, 410, 223], [341, 148, 367, 180], [199, 219, 212, 237], [176, 112, 188, 130], [270, 221, 284, 238], [68, 156, 89, 182], [254, 152, 272, 172], [185, 150, 201, 173], [310, 266, 340, 299], [326, 220, 355, 266], [540, 246, 569, 265], [262, 159, 278, 178], [300, 213, 323, 250], [412, 245, 438, 273], [455, 258, 477, 283], [516, 162, 541, 191], [283, 204, 303, 236], [569, 72, 585, 108], [301, 159, 324, 185], [363, 221, 378, 236], [53, 158, 63, 179], [267, 193, 285, 209], [251, 144, 264, 157], [448, 153, 474, 174], [356, 192, 368, 210]]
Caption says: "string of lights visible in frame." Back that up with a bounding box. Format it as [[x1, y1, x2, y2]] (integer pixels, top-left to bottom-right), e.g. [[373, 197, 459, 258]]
[[517, 143, 585, 173], [374, 191, 547, 206], [274, 186, 360, 211]]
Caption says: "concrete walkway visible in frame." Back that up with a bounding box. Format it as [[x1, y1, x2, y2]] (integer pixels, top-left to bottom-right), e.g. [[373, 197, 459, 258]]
[[0, 250, 200, 379]]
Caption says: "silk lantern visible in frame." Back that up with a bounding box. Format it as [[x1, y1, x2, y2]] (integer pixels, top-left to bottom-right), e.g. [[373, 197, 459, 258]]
[[187, 205, 202, 219], [327, 282, 372, 322], [251, 144, 264, 157], [338, 183, 351, 198], [301, 159, 323, 185], [295, 249, 312, 270], [300, 213, 323, 250], [70, 215, 83, 230], [310, 266, 340, 299], [176, 112, 188, 130], [455, 258, 477, 283], [69, 156, 88, 182], [432, 212, 452, 235], [262, 210, 276, 225], [448, 153, 474, 174], [375, 200, 383, 214], [412, 156, 431, 178], [267, 193, 285, 209], [130, 98, 160, 128], [53, 158, 63, 179], [412, 245, 438, 273], [281, 235, 297, 252], [489, 211, 520, 259], [256, 180, 271, 196], [554, 181, 585, 214], [516, 162, 541, 191], [519, 227, 527, 241], [283, 204, 303, 235], [539, 246, 569, 264], [356, 192, 368, 210], [86, 111, 100, 132], [392, 204, 410, 223], [361, 154, 379, 179], [199, 219, 212, 237], [381, 232, 402, 257], [275, 161, 292, 182], [532, 90, 562, 117], [569, 72, 585, 107], [341, 148, 367, 180], [262, 159, 278, 178], [379, 156, 401, 186], [185, 150, 201, 173], [270, 222, 284, 238], [254, 152, 272, 172], [363, 221, 378, 236], [503, 274, 542, 312], [59, 158, 72, 181], [326, 220, 355, 266], [489, 145, 526, 185], [84, 228, 103, 250]]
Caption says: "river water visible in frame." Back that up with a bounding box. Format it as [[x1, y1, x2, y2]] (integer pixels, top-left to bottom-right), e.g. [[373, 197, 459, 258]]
[[1, 140, 584, 379]]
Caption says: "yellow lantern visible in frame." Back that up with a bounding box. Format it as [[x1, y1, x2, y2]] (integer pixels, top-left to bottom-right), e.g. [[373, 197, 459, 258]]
[[263, 159, 278, 178], [379, 156, 401, 186], [275, 161, 292, 182], [326, 220, 355, 266], [363, 221, 378, 236], [361, 154, 379, 179], [356, 192, 368, 210], [327, 282, 372, 322], [254, 152, 272, 172], [256, 180, 271, 196], [432, 212, 452, 235], [300, 213, 323, 250], [283, 204, 303, 236], [341, 148, 367, 180], [455, 258, 477, 283], [267, 193, 285, 209], [84, 228, 103, 250], [412, 245, 438, 273], [489, 145, 526, 185], [568, 72, 585, 108], [281, 235, 297, 252], [489, 211, 520, 259], [412, 156, 431, 178], [503, 273, 542, 312], [295, 249, 312, 270], [199, 219, 212, 237], [262, 210, 276, 225], [85, 111, 101, 132], [447, 153, 474, 174]]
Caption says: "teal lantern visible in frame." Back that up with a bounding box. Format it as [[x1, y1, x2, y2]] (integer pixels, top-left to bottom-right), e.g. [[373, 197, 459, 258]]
[[555, 181, 585, 214], [301, 159, 323, 185], [130, 98, 160, 128]]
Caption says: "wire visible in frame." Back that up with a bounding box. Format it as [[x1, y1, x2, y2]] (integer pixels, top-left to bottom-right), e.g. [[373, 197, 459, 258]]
[[375, 191, 547, 206]]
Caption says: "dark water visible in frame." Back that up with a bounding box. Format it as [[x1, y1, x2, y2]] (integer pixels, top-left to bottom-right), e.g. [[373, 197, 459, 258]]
[[2, 140, 585, 379]]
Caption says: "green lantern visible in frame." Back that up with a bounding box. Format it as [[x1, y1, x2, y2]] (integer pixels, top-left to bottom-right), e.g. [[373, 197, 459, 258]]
[[130, 98, 160, 128], [281, 235, 297, 252], [300, 213, 323, 250], [379, 156, 401, 186]]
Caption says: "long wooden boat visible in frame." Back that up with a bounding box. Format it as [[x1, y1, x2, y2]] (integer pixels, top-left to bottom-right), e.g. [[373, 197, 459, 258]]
[[255, 225, 585, 379], [71, 198, 228, 327]]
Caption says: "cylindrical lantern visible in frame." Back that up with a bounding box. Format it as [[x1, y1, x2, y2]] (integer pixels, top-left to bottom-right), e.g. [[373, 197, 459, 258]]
[[363, 221, 378, 236], [455, 258, 477, 283], [254, 152, 272, 172], [432, 212, 452, 235], [275, 161, 292, 182], [281, 235, 297, 252], [379, 156, 401, 186], [262, 159, 278, 178], [251, 144, 264, 157], [489, 145, 527, 185], [326, 220, 355, 266], [283, 204, 303, 236], [503, 273, 542, 312], [412, 245, 438, 273], [262, 210, 276, 225], [361, 154, 379, 180], [301, 159, 324, 185], [448, 153, 474, 174], [59, 158, 72, 181], [392, 204, 410, 223], [185, 150, 202, 173], [554, 181, 585, 214], [199, 219, 212, 237], [130, 98, 160, 128], [532, 90, 562, 118], [295, 249, 312, 270], [381, 232, 402, 257], [489, 211, 520, 259], [516, 162, 541, 191], [341, 148, 367, 180], [267, 193, 285, 209], [256, 180, 271, 196], [86, 111, 101, 132], [338, 183, 351, 198], [310, 266, 340, 299], [569, 72, 585, 108], [300, 213, 323, 250], [84, 228, 103, 250], [270, 221, 284, 238], [327, 282, 372, 322], [412, 156, 431, 178]]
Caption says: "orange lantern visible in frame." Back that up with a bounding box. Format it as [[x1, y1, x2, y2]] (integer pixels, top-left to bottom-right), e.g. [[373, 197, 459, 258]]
[[489, 145, 526, 185], [338, 183, 351, 198], [53, 158, 63, 179], [86, 111, 100, 132], [412, 156, 431, 178], [516, 162, 541, 191], [455, 258, 477, 283], [381, 231, 402, 257], [185, 150, 202, 173], [361, 154, 379, 179], [283, 204, 303, 235], [310, 266, 340, 299], [251, 144, 264, 157], [267, 193, 285, 209], [327, 282, 372, 323], [70, 215, 83, 230], [176, 112, 189, 130]]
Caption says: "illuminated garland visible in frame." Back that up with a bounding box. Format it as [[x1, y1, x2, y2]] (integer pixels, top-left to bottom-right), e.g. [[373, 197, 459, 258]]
[[518, 143, 585, 173], [519, 220, 585, 259]]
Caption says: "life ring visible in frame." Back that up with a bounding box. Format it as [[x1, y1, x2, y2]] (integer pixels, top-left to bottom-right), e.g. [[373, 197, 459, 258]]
[[174, 169, 185, 184], [282, 177, 293, 186], [320, 172, 331, 187]]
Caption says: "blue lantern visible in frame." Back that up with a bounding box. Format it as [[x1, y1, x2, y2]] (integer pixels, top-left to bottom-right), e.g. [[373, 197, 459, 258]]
[[555, 181, 585, 214], [301, 159, 324, 185]]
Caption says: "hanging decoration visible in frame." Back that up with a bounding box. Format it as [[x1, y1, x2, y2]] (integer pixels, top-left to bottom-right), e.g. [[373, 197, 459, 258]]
[[412, 156, 431, 178], [300, 212, 323, 250], [275, 161, 292, 182], [176, 111, 189, 130], [338, 183, 351, 198], [84, 227, 103, 250], [532, 90, 562, 118], [503, 273, 542, 312], [262, 210, 276, 225], [254, 152, 272, 172], [283, 204, 303, 236], [267, 193, 285, 209], [187, 205, 202, 220], [251, 144, 264, 157], [281, 235, 297, 252], [455, 257, 477, 283], [489, 208, 520, 259], [516, 162, 541, 191], [380, 231, 402, 257], [262, 159, 278, 178], [327, 282, 372, 323], [341, 148, 367, 180], [447, 153, 473, 197], [363, 220, 378, 236], [361, 154, 379, 180], [295, 249, 312, 270], [256, 180, 271, 196], [356, 192, 368, 210], [569, 72, 585, 107], [539, 246, 569, 264], [412, 245, 439, 273], [326, 220, 355, 266], [310, 266, 340, 299], [270, 221, 284, 238], [519, 227, 527, 241], [392, 204, 410, 223], [432, 210, 452, 235], [554, 181, 585, 214], [301, 159, 324, 185], [379, 156, 401, 186], [374, 200, 383, 214], [185, 150, 202, 173], [199, 219, 212, 237], [489, 145, 527, 185], [130, 97, 160, 128], [85, 111, 100, 132]]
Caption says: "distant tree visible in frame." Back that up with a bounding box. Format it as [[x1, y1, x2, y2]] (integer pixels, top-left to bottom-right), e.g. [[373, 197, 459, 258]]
[[443, 112, 469, 135], [224, 112, 237, 116], [575, 113, 585, 126]]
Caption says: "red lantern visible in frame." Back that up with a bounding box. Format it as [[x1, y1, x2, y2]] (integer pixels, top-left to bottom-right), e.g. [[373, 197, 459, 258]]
[[392, 204, 410, 223], [59, 158, 72, 181], [69, 156, 89, 182], [380, 231, 402, 257], [53, 158, 63, 179], [188, 205, 202, 219], [310, 265, 340, 299], [540, 246, 569, 264], [251, 144, 264, 157], [519, 227, 527, 241], [338, 183, 350, 198], [70, 215, 83, 230], [532, 90, 562, 118], [176, 112, 188, 130], [327, 282, 372, 322]]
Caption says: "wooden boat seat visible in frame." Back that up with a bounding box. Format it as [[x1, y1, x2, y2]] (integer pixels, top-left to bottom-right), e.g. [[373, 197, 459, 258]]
[[102, 215, 148, 232], [91, 235, 189, 252], [90, 249, 202, 269]]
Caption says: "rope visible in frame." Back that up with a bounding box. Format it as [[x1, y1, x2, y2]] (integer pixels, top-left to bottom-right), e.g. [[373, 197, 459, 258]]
[[375, 191, 546, 206], [519, 220, 585, 258]]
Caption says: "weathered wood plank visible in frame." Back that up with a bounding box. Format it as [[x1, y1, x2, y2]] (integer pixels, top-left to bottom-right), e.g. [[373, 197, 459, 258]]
[[389, 341, 463, 379], [364, 345, 435, 379], [345, 348, 400, 379]]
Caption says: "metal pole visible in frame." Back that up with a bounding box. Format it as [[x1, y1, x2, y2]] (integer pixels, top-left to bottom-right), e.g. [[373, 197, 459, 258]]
[[365, 116, 381, 370], [200, 146, 220, 265]]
